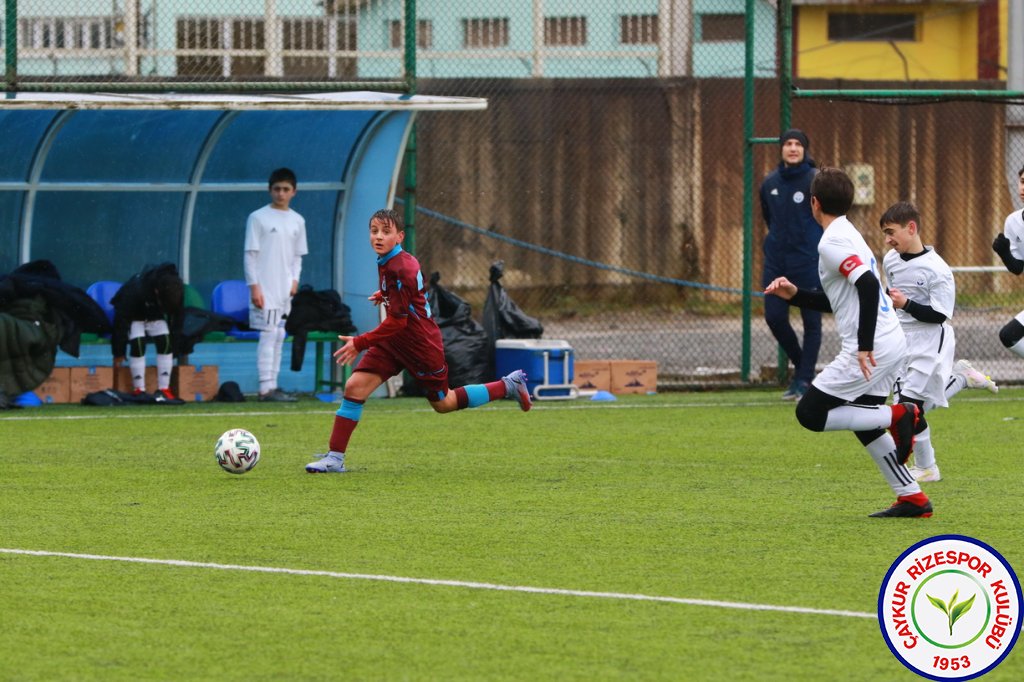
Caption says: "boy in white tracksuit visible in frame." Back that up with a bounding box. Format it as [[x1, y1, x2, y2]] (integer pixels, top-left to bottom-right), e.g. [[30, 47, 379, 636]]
[[244, 167, 308, 402]]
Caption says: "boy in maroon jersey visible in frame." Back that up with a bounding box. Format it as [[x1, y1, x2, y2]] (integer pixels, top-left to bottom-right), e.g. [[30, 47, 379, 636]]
[[306, 209, 532, 473]]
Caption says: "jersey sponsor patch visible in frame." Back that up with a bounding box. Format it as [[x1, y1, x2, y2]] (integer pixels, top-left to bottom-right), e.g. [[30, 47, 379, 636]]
[[839, 255, 863, 278]]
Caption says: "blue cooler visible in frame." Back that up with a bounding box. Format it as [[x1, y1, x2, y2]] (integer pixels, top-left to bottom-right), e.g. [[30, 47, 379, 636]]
[[495, 339, 578, 400]]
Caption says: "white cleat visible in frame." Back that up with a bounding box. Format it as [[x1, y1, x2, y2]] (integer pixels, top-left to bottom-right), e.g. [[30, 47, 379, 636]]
[[305, 453, 347, 473], [954, 359, 998, 394], [909, 465, 941, 482]]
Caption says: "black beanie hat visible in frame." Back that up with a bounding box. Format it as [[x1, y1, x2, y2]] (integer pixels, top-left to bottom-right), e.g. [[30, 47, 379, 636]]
[[780, 128, 809, 149]]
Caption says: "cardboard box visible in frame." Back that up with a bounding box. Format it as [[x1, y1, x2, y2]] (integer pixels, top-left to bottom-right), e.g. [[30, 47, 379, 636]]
[[573, 360, 611, 392], [173, 364, 219, 402], [69, 366, 115, 403], [114, 366, 158, 393], [33, 367, 71, 404], [610, 360, 658, 395]]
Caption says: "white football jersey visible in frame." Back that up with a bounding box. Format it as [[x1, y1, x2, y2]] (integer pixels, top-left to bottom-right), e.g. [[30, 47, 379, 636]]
[[1004, 209, 1024, 261], [882, 247, 955, 332], [818, 216, 903, 354], [244, 205, 308, 310]]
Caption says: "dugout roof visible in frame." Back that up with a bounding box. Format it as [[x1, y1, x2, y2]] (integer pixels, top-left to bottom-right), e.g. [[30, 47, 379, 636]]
[[0, 91, 486, 337]]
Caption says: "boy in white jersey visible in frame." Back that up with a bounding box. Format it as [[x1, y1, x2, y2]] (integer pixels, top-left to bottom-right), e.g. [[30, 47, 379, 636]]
[[244, 167, 308, 402], [765, 167, 931, 518], [881, 201, 998, 483], [993, 165, 1024, 357]]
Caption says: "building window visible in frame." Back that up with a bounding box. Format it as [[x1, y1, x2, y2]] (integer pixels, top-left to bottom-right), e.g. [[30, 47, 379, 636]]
[[544, 16, 586, 46], [827, 13, 917, 42], [620, 15, 658, 45], [176, 16, 357, 79], [700, 14, 745, 42], [462, 18, 509, 48], [389, 19, 433, 49], [19, 16, 118, 50], [176, 17, 223, 76], [230, 18, 264, 77]]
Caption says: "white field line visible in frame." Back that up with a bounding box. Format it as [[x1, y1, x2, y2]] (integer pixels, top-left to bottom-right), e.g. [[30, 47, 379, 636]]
[[0, 395, 1017, 422], [0, 547, 874, 620]]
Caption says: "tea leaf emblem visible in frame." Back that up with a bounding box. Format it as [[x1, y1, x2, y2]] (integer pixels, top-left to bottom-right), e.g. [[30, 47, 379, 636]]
[[927, 589, 977, 636]]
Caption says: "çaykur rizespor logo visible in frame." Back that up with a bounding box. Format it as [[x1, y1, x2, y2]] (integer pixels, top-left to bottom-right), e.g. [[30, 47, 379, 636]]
[[879, 535, 1021, 679]]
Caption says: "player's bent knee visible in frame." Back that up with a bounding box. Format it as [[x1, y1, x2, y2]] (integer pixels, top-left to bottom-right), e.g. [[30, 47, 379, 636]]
[[794, 398, 828, 432], [999, 319, 1024, 348]]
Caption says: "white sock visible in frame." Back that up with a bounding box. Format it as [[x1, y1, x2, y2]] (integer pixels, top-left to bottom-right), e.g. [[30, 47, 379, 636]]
[[945, 374, 967, 400], [257, 329, 276, 394], [865, 434, 921, 497], [129, 356, 146, 391], [823, 404, 892, 432], [270, 326, 286, 390], [156, 354, 173, 390], [911, 425, 936, 469]]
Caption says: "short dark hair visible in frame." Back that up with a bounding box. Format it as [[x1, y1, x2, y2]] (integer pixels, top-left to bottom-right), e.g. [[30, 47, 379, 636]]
[[810, 167, 854, 216], [879, 201, 921, 229], [1018, 165, 1024, 178], [156, 271, 184, 315], [370, 208, 403, 231], [268, 167, 297, 189]]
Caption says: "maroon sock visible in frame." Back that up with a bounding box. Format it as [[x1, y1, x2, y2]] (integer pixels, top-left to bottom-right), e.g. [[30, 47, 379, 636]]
[[328, 396, 365, 453], [486, 380, 506, 400]]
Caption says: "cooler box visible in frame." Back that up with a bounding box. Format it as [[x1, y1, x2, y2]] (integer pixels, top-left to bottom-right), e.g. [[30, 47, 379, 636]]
[[495, 339, 578, 400]]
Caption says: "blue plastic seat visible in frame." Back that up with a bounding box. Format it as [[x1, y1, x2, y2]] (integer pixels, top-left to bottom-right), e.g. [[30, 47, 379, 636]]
[[86, 280, 122, 329], [211, 280, 260, 340]]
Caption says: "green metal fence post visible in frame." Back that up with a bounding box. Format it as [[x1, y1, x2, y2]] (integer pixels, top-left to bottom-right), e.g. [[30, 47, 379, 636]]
[[5, 0, 16, 91], [403, 0, 417, 255], [741, 0, 757, 382]]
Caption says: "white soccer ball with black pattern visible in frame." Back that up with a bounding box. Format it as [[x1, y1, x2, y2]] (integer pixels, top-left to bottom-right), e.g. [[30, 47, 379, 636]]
[[214, 428, 261, 474]]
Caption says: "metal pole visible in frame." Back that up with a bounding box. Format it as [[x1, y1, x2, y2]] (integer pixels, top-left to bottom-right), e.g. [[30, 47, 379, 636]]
[[779, 0, 792, 130], [403, 0, 417, 254], [775, 0, 794, 384], [5, 0, 17, 90], [741, 0, 756, 381]]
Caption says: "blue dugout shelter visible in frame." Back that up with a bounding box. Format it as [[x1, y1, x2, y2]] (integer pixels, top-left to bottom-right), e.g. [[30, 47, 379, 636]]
[[0, 91, 486, 394]]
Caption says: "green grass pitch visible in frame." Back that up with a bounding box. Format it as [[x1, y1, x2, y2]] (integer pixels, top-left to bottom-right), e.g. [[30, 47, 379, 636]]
[[1, 390, 1021, 680]]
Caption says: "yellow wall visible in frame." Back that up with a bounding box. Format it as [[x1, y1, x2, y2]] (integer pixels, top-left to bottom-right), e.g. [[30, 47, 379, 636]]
[[797, 5, 984, 80]]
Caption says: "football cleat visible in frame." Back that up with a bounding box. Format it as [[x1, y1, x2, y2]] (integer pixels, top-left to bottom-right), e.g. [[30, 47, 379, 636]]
[[154, 388, 178, 402], [305, 452, 347, 474], [869, 496, 934, 518], [953, 359, 998, 394], [889, 402, 920, 465], [781, 379, 809, 401], [131, 388, 146, 397], [502, 369, 532, 412], [259, 388, 298, 403], [908, 464, 941, 482]]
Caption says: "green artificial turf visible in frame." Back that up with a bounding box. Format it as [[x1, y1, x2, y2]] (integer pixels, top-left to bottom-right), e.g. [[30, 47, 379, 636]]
[[1, 390, 1021, 680]]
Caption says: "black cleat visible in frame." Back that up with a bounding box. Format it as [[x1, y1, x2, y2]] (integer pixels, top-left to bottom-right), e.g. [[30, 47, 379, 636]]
[[889, 402, 920, 465], [869, 498, 934, 518]]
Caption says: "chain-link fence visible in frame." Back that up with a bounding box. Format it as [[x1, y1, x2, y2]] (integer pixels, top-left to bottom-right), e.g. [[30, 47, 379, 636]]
[[4, 1, 1023, 388]]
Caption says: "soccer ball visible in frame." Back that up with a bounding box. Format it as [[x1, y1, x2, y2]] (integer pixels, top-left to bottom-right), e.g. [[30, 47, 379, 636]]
[[214, 428, 261, 474]]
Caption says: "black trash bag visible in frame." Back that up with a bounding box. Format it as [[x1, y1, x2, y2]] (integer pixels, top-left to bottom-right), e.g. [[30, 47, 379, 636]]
[[401, 272, 491, 397], [286, 286, 355, 371], [483, 261, 543, 342]]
